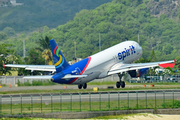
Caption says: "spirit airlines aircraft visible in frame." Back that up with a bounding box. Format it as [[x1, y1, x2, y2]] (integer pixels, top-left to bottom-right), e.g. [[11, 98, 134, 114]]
[[5, 39, 174, 89]]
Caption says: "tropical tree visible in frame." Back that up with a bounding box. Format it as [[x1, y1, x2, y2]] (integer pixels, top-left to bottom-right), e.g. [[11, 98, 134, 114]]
[[14, 55, 31, 76], [173, 56, 180, 73], [42, 49, 53, 65], [24, 48, 45, 65], [0, 55, 12, 75], [36, 36, 52, 52], [0, 32, 8, 40], [36, 36, 53, 65], [23, 48, 45, 75], [0, 44, 14, 75], [135, 57, 150, 63], [150, 48, 156, 62], [3, 27, 15, 36]]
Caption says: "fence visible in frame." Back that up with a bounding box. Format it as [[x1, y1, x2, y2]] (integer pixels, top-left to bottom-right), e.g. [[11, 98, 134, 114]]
[[0, 75, 120, 86], [1, 74, 180, 86], [0, 90, 180, 116]]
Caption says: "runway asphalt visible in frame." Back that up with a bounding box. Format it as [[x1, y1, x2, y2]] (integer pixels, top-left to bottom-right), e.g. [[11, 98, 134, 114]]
[[1, 90, 180, 104], [1, 84, 180, 91]]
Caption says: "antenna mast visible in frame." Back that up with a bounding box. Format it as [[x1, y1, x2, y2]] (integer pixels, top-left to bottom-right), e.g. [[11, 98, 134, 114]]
[[23, 40, 25, 58], [74, 41, 76, 58], [99, 33, 101, 51]]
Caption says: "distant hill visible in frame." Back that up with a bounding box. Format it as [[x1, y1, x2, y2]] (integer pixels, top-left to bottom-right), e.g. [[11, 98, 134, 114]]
[[0, 0, 112, 32], [2, 0, 180, 62], [146, 0, 180, 18]]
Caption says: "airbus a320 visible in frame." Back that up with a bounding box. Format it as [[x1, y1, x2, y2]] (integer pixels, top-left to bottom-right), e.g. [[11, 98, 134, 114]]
[[5, 39, 174, 89]]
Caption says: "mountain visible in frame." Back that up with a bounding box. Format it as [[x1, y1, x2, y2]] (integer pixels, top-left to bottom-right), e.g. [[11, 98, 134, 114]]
[[147, 0, 180, 18], [2, 0, 180, 62], [0, 0, 112, 32]]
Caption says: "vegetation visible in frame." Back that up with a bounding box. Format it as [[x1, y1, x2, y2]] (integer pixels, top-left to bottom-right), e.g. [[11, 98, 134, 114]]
[[1, 0, 180, 60], [17, 80, 57, 86], [1, 85, 180, 95], [37, 36, 53, 65], [0, 0, 112, 32], [88, 81, 180, 85], [2, 0, 180, 75], [1, 98, 180, 115], [0, 44, 15, 75]]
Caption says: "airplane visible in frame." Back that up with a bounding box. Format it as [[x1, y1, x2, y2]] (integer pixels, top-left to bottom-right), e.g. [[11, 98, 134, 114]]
[[5, 39, 175, 89]]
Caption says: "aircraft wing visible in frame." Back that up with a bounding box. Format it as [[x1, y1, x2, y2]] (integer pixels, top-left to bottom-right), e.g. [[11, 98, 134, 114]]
[[108, 60, 175, 75], [5, 64, 56, 72], [23, 74, 87, 79]]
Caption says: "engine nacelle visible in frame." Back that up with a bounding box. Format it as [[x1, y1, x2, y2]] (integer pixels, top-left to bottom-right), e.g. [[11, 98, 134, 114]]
[[128, 68, 149, 77]]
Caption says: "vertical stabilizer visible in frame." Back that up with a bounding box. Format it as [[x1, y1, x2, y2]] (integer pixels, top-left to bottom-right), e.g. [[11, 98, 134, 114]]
[[50, 39, 69, 73]]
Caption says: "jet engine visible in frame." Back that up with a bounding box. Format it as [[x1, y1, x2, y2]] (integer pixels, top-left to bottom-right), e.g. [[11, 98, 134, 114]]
[[127, 68, 149, 77]]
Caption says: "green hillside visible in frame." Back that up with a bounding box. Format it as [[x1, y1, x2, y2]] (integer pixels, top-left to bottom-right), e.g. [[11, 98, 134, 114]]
[[1, 0, 180, 62], [0, 0, 112, 32]]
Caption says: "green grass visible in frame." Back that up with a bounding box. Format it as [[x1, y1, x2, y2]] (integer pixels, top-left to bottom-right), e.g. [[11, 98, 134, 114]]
[[1, 85, 180, 95], [1, 99, 180, 116], [17, 80, 57, 86], [88, 81, 180, 85], [127, 82, 180, 85]]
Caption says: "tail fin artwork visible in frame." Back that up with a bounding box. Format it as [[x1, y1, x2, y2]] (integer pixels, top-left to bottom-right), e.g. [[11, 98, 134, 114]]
[[50, 39, 69, 73]]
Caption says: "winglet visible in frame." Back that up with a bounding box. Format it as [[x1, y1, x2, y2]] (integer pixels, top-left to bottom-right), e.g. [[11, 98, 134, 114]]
[[159, 60, 176, 68], [50, 39, 69, 73]]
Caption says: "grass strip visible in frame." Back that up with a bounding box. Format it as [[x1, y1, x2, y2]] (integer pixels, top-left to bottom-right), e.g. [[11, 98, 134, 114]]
[[88, 81, 180, 85], [1, 86, 180, 95], [1, 99, 180, 115]]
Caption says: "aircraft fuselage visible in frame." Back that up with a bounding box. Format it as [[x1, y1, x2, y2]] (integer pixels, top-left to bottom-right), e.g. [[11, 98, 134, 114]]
[[53, 41, 142, 85]]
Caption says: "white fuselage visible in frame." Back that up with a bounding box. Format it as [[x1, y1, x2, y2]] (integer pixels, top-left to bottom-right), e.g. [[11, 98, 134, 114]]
[[72, 41, 142, 84]]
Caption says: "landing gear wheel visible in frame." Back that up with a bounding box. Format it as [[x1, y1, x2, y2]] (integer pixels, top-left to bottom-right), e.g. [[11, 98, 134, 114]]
[[116, 82, 120, 88], [78, 84, 82, 89], [83, 83, 87, 89], [117, 73, 124, 88], [121, 81, 125, 88]]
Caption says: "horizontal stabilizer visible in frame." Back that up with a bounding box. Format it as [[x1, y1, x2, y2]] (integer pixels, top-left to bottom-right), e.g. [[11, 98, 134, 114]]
[[23, 75, 53, 79], [63, 74, 87, 79], [23, 74, 87, 79]]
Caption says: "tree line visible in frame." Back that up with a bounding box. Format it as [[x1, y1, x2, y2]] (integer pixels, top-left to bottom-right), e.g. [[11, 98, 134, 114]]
[[1, 0, 180, 75], [0, 0, 112, 32]]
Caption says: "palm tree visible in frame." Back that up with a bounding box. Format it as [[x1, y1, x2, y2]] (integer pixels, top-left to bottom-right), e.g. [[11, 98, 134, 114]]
[[36, 36, 52, 52], [42, 49, 53, 65], [36, 36, 53, 65]]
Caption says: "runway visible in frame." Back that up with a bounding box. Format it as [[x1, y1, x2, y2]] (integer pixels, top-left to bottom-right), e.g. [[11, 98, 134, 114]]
[[1, 84, 180, 91], [1, 90, 180, 104]]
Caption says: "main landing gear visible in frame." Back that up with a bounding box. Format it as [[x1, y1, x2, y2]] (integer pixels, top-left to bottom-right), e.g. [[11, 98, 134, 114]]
[[116, 73, 125, 88], [78, 83, 87, 89]]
